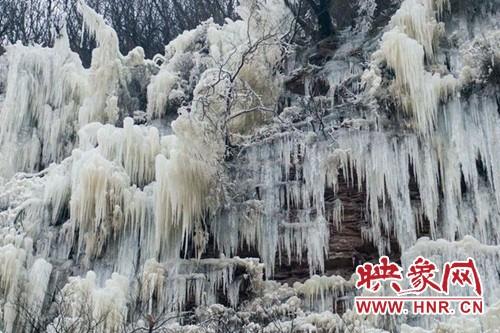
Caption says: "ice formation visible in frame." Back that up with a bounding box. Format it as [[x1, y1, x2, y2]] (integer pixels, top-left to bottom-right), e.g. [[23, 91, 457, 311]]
[[0, 0, 499, 332], [53, 271, 129, 333], [293, 274, 356, 311], [0, 34, 86, 177]]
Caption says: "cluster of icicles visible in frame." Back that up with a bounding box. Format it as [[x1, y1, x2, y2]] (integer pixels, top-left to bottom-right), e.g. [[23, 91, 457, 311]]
[[0, 0, 285, 331], [0, 0, 500, 331]]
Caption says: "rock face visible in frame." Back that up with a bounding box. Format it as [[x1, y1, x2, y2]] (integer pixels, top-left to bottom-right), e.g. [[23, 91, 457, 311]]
[[0, 0, 500, 332]]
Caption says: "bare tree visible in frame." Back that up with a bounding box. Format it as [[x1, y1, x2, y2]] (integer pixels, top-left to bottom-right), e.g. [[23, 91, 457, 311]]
[[0, 0, 240, 66], [14, 285, 122, 333], [284, 0, 335, 41]]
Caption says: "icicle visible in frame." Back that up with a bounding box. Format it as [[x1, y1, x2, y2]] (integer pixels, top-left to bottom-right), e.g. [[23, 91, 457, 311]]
[[0, 243, 26, 297], [154, 110, 222, 259], [0, 240, 28, 332], [76, 0, 120, 66], [228, 279, 243, 308], [390, 0, 441, 58], [76, 0, 126, 126], [293, 274, 355, 312], [379, 29, 439, 134], [331, 199, 344, 230], [141, 259, 166, 314], [334, 132, 418, 253], [364, 0, 460, 135], [147, 70, 181, 119], [0, 41, 86, 176], [92, 118, 161, 186], [70, 150, 129, 261], [25, 259, 52, 326], [279, 217, 329, 276], [43, 162, 72, 225]]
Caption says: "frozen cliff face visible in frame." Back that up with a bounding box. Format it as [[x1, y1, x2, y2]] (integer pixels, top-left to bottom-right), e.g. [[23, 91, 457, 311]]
[[0, 0, 499, 332]]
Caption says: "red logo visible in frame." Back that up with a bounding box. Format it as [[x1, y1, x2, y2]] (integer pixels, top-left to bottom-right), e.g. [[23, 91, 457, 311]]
[[354, 256, 484, 315]]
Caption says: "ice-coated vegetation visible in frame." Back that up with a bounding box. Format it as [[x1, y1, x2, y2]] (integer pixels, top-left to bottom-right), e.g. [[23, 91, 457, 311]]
[[0, 0, 499, 332]]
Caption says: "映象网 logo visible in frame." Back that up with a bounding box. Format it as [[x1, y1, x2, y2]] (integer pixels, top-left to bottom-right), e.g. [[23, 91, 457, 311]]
[[354, 256, 484, 315]]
